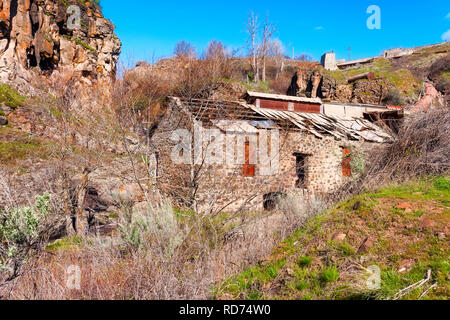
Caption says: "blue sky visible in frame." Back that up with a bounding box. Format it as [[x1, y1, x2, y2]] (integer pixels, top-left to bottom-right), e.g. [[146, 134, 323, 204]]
[[101, 0, 450, 64]]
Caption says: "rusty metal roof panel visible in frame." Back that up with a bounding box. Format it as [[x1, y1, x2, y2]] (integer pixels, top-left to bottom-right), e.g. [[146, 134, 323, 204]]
[[246, 91, 322, 104]]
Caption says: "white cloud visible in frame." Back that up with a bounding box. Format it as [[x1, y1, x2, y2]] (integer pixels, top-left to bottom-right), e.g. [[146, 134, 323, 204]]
[[442, 30, 450, 41], [446, 13, 450, 19], [314, 26, 324, 31]]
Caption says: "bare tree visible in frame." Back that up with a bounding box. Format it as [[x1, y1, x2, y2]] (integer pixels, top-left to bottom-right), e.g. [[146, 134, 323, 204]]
[[204, 40, 231, 80], [204, 40, 226, 60], [174, 40, 197, 59], [260, 15, 276, 83], [268, 38, 285, 79], [246, 11, 259, 82], [294, 53, 314, 62]]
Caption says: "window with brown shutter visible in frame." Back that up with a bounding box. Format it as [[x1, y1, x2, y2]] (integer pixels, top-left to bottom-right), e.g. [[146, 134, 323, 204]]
[[243, 141, 255, 177], [342, 148, 352, 177]]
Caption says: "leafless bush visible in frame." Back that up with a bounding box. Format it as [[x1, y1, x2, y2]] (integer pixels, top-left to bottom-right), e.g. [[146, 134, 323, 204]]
[[278, 194, 325, 235], [428, 54, 450, 82], [382, 87, 405, 106], [173, 59, 231, 99], [333, 108, 450, 200], [174, 41, 197, 59]]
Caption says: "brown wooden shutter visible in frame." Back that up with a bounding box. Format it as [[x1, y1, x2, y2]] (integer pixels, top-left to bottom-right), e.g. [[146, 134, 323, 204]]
[[243, 141, 255, 177], [342, 148, 352, 177]]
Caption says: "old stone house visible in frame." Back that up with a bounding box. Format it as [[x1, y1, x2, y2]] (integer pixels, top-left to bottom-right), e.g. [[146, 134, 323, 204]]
[[148, 91, 398, 213]]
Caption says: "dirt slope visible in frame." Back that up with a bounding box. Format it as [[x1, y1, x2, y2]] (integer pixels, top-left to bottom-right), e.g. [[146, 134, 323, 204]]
[[218, 177, 449, 300]]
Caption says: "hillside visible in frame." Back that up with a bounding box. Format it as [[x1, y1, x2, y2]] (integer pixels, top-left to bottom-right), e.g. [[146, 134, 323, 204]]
[[217, 177, 449, 300], [127, 42, 450, 109], [0, 1, 449, 302]]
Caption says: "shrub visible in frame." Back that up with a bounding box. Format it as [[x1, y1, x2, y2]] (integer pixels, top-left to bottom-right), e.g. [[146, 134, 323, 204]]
[[350, 149, 366, 179], [119, 199, 185, 256], [382, 87, 405, 106], [0, 193, 64, 281]]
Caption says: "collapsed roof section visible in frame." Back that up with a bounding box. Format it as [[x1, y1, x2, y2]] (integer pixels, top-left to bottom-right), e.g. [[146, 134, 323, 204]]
[[168, 97, 394, 143]]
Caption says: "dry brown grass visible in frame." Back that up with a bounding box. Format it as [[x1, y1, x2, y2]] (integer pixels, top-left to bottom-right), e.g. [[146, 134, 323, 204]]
[[335, 108, 450, 200], [2, 194, 324, 300], [269, 75, 292, 95]]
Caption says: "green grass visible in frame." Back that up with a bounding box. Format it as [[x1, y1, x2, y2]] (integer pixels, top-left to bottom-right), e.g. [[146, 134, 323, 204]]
[[441, 72, 450, 82], [74, 38, 96, 52], [0, 141, 46, 164], [0, 127, 56, 166], [378, 247, 449, 300], [46, 236, 83, 252], [434, 177, 450, 191], [297, 256, 313, 268], [319, 267, 340, 283], [0, 83, 25, 109], [241, 80, 272, 93], [62, 35, 96, 52], [364, 177, 450, 201], [217, 176, 450, 300], [337, 243, 356, 257], [323, 57, 422, 98]]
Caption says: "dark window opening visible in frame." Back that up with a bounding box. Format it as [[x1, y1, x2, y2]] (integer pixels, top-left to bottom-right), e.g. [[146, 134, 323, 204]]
[[342, 148, 352, 177], [243, 140, 255, 177], [264, 192, 285, 211], [295, 153, 308, 188]]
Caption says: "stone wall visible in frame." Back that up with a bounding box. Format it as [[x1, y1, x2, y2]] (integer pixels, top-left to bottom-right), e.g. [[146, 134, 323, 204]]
[[191, 130, 365, 212], [151, 104, 372, 213]]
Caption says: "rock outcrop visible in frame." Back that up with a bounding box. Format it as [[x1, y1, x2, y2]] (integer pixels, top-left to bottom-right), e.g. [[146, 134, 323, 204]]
[[0, 0, 121, 90], [410, 83, 440, 113], [287, 68, 391, 104]]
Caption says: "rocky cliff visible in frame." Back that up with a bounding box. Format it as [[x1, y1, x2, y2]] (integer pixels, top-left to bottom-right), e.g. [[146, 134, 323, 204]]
[[0, 0, 121, 90]]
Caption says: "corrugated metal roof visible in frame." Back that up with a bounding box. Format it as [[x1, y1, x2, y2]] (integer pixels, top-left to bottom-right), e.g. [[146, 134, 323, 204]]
[[169, 97, 393, 143], [213, 120, 259, 133], [241, 103, 392, 143]]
